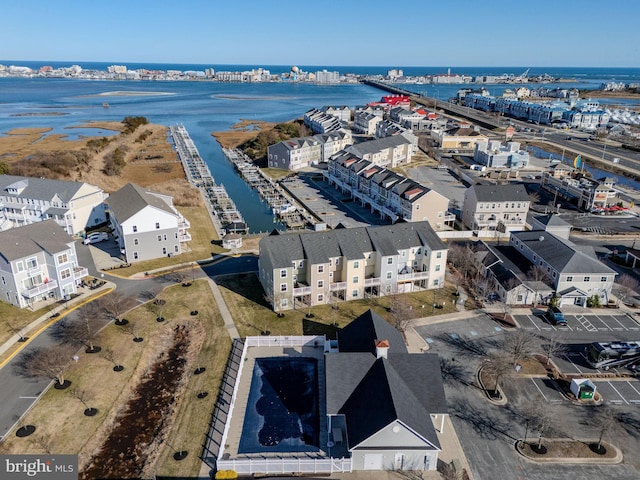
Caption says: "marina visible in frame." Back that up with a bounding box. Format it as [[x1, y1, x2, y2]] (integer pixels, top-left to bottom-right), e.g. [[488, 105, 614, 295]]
[[222, 148, 311, 230], [170, 125, 248, 236]]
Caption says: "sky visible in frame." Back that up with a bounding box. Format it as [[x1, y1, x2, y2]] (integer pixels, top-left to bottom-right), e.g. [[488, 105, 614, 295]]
[[2, 0, 639, 67]]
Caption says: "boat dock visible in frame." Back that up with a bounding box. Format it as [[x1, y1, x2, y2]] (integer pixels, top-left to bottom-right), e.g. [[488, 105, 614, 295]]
[[222, 148, 312, 230], [170, 125, 248, 236]]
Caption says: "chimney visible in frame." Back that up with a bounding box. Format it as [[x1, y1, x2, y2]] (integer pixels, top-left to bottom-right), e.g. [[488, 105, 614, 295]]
[[375, 339, 390, 359]]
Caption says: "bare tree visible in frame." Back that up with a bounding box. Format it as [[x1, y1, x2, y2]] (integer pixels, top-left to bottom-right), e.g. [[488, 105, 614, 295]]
[[592, 406, 616, 452], [504, 329, 537, 366], [19, 344, 76, 387], [612, 274, 640, 307], [100, 291, 128, 322], [527, 265, 551, 308], [541, 332, 567, 366], [69, 388, 93, 410], [447, 243, 480, 284], [61, 303, 104, 352], [6, 320, 28, 342], [30, 434, 53, 454], [102, 348, 124, 371], [484, 352, 512, 394], [388, 290, 414, 336]]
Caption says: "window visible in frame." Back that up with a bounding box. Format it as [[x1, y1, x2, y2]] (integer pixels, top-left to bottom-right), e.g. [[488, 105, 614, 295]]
[[280, 269, 287, 278], [16, 261, 24, 272], [517, 294, 523, 302], [566, 276, 573, 282], [353, 261, 359, 268], [552, 272, 556, 278], [134, 238, 139, 246], [318, 265, 324, 273], [299, 260, 304, 268], [386, 272, 392, 279], [174, 245, 179, 253], [157, 235, 162, 242], [175, 232, 178, 239], [433, 279, 439, 286], [317, 294, 324, 302], [416, 204, 420, 210], [584, 276, 590, 282], [57, 253, 68, 264], [353, 276, 359, 284], [163, 234, 167, 241], [533, 255, 537, 261], [318, 280, 324, 289], [435, 265, 441, 272], [133, 226, 138, 233], [352, 290, 358, 298], [600, 276, 607, 282], [335, 258, 340, 265], [61, 269, 71, 279], [438, 211, 443, 217], [436, 251, 442, 259], [280, 283, 287, 292], [133, 252, 139, 260], [155, 222, 160, 229], [1, 276, 5, 285], [281, 298, 289, 308], [26, 258, 37, 269], [387, 257, 393, 265]]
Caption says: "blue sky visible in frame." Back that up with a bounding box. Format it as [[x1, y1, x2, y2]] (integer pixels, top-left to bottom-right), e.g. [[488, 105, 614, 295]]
[[2, 0, 639, 67]]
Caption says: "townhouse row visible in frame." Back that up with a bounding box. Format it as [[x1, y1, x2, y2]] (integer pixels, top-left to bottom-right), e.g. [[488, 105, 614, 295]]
[[258, 222, 447, 311]]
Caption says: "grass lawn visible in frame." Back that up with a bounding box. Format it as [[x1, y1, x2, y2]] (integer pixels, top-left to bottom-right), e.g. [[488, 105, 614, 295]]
[[217, 272, 462, 339], [0, 303, 48, 350], [106, 205, 229, 276], [2, 280, 231, 479], [261, 167, 292, 180]]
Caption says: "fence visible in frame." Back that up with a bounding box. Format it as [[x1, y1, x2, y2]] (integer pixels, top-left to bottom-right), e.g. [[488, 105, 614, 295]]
[[216, 457, 352, 475]]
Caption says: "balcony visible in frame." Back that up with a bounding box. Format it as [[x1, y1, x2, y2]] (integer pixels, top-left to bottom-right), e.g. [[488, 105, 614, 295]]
[[178, 218, 191, 229], [329, 281, 347, 292], [397, 271, 429, 282], [179, 232, 192, 242], [22, 280, 58, 299], [364, 277, 381, 286], [293, 285, 312, 296], [73, 266, 89, 280]]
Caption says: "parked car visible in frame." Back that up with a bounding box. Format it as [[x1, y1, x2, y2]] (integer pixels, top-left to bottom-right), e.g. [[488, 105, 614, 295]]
[[83, 231, 109, 245], [546, 306, 567, 326]]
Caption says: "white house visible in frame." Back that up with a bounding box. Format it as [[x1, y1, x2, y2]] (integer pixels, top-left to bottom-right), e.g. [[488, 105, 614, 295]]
[[105, 183, 191, 263]]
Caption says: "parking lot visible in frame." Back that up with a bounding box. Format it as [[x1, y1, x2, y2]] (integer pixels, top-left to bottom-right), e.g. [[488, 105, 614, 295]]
[[413, 313, 640, 479], [514, 311, 640, 335]]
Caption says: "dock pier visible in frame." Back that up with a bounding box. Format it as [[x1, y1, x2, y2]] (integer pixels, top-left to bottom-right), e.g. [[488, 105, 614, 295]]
[[170, 125, 248, 237], [222, 148, 313, 230]]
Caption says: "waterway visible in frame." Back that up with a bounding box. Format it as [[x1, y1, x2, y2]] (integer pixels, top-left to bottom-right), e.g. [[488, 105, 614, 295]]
[[0, 78, 381, 232]]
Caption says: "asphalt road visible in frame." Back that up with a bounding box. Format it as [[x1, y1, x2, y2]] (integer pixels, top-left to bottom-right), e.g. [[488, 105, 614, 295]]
[[415, 315, 640, 480]]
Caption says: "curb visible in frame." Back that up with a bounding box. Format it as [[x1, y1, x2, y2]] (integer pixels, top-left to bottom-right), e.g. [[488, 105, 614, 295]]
[[515, 439, 623, 464]]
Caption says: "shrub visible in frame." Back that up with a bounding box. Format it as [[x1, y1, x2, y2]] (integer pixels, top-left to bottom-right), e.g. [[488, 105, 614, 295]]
[[122, 116, 148, 134]]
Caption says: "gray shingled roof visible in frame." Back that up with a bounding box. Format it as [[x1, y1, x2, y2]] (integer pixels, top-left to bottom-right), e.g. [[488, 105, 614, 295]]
[[338, 309, 407, 355], [367, 222, 446, 257], [346, 135, 411, 157], [0, 174, 89, 202], [0, 220, 73, 261], [331, 355, 443, 449], [105, 183, 175, 223], [512, 230, 616, 275], [531, 213, 571, 228], [471, 183, 530, 202], [259, 222, 444, 268]]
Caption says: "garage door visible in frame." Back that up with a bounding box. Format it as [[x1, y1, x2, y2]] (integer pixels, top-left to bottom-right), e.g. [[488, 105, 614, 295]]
[[363, 453, 383, 470]]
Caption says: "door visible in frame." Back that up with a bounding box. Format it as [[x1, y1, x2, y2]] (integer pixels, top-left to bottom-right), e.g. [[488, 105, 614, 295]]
[[363, 453, 383, 470], [394, 452, 404, 470]]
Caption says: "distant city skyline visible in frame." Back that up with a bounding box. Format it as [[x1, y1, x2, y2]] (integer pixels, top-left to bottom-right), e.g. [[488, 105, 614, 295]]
[[3, 0, 639, 68]]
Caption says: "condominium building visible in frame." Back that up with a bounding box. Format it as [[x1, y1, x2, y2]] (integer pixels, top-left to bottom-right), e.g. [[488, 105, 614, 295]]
[[0, 175, 107, 235], [462, 183, 530, 232], [344, 135, 416, 168], [258, 222, 448, 311], [105, 183, 191, 263], [0, 220, 88, 308], [325, 154, 451, 228], [267, 132, 353, 170]]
